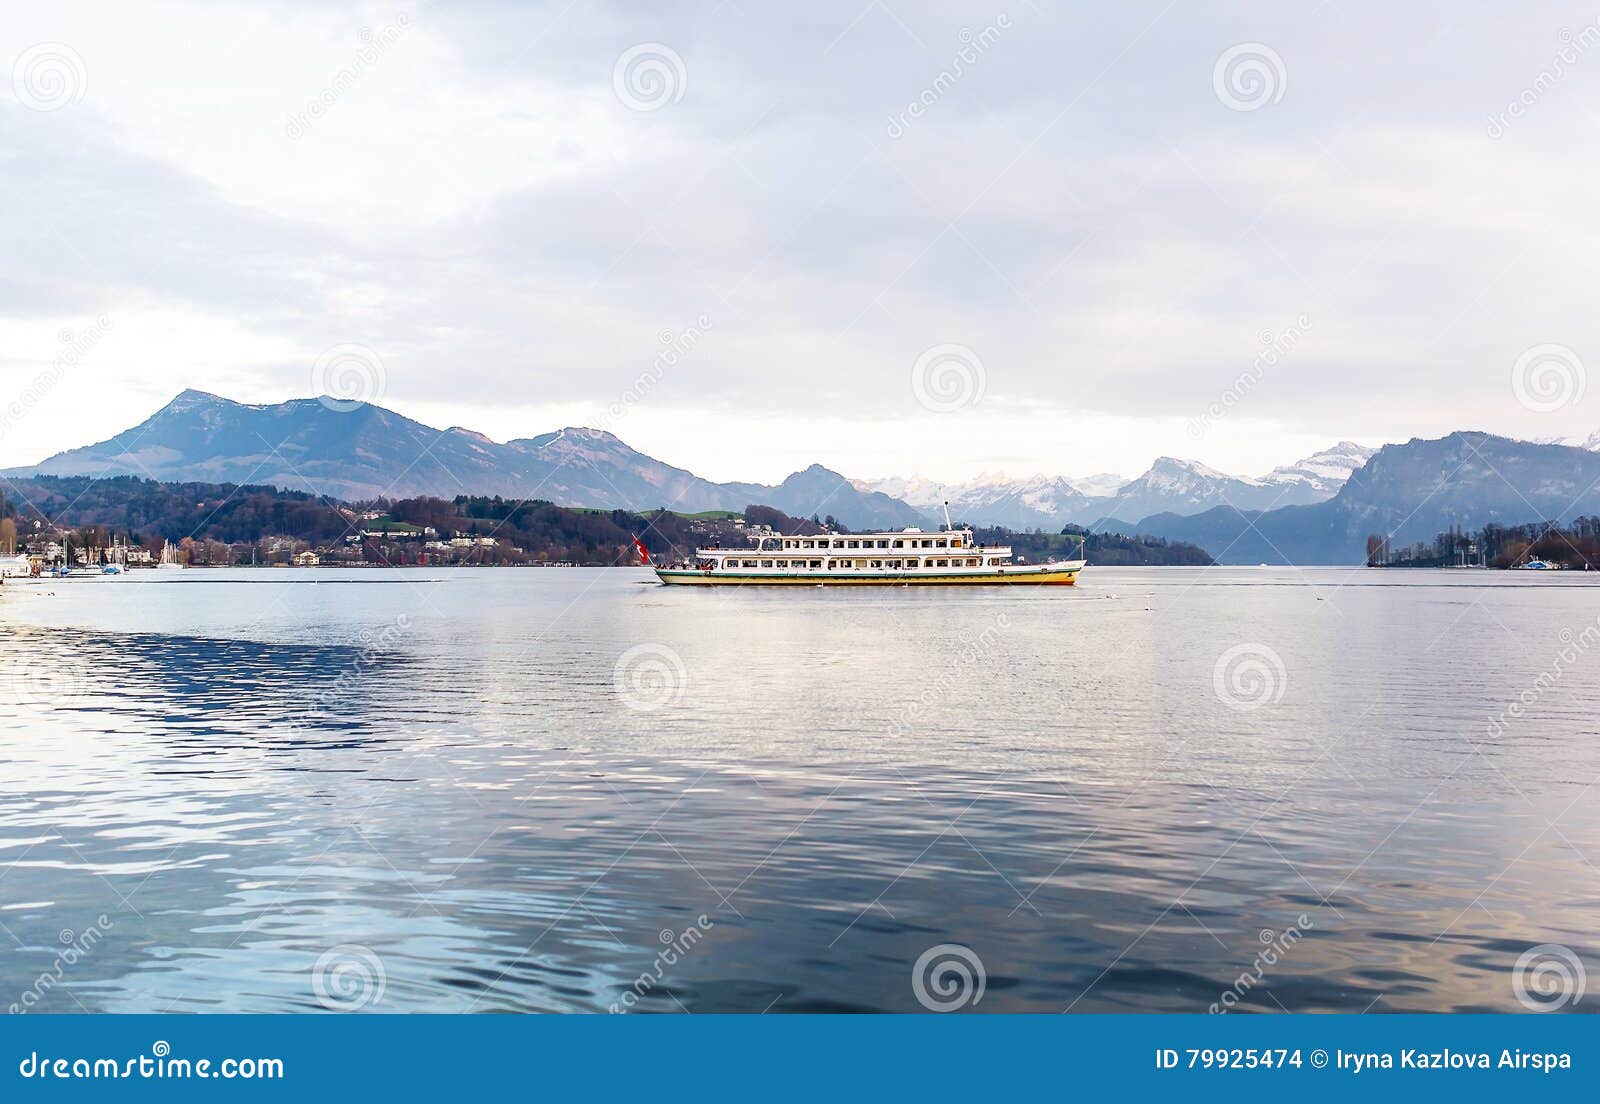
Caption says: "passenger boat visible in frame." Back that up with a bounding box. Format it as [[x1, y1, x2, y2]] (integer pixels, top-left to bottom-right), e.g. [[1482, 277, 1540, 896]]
[[643, 526, 1085, 587]]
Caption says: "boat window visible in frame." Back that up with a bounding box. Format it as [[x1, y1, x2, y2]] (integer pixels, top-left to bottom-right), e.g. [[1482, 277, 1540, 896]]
[[892, 540, 903, 548], [761, 560, 773, 568], [936, 539, 947, 548], [832, 540, 845, 548], [870, 560, 881, 568]]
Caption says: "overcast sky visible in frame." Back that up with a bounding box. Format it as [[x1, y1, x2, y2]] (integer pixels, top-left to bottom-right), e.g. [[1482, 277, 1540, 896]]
[[4, 1, 1599, 484]]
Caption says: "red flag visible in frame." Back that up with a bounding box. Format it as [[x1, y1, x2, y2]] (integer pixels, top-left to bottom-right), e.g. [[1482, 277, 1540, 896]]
[[631, 536, 651, 564]]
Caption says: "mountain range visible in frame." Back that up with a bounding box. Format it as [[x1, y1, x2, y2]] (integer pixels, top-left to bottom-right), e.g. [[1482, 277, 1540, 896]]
[[854, 441, 1378, 531], [7, 390, 1600, 563], [10, 390, 925, 530], [1135, 431, 1600, 564]]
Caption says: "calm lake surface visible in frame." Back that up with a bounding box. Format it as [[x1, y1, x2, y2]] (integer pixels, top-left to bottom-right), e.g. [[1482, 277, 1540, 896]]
[[2, 566, 1597, 1013]]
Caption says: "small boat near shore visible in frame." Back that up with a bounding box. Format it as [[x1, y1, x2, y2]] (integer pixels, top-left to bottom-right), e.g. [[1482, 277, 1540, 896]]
[[645, 526, 1086, 587]]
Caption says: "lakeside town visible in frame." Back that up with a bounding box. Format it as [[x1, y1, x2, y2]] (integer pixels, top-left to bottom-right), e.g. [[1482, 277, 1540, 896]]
[[1367, 517, 1600, 570], [0, 474, 1215, 580], [0, 506, 612, 576]]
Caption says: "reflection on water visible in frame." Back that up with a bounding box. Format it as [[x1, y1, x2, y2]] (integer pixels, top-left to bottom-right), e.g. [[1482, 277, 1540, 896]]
[[1, 567, 1597, 1012]]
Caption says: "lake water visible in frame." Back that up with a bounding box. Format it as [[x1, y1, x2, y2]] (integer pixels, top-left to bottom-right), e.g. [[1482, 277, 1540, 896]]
[[2, 566, 1597, 1013]]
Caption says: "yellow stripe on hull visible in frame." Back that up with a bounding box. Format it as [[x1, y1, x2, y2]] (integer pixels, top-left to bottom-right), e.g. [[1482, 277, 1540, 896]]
[[655, 569, 1080, 586]]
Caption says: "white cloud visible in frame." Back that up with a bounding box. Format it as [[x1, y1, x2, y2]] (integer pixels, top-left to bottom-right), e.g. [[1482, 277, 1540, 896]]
[[3, 0, 1598, 480]]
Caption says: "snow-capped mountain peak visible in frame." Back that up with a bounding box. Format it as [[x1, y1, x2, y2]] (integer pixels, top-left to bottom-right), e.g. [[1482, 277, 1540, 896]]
[[853, 441, 1375, 529], [1142, 456, 1249, 486], [1528, 429, 1600, 450], [1260, 441, 1378, 492], [1070, 472, 1131, 498]]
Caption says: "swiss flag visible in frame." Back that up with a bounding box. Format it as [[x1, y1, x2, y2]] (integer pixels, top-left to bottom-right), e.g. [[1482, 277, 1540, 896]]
[[631, 536, 651, 565]]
